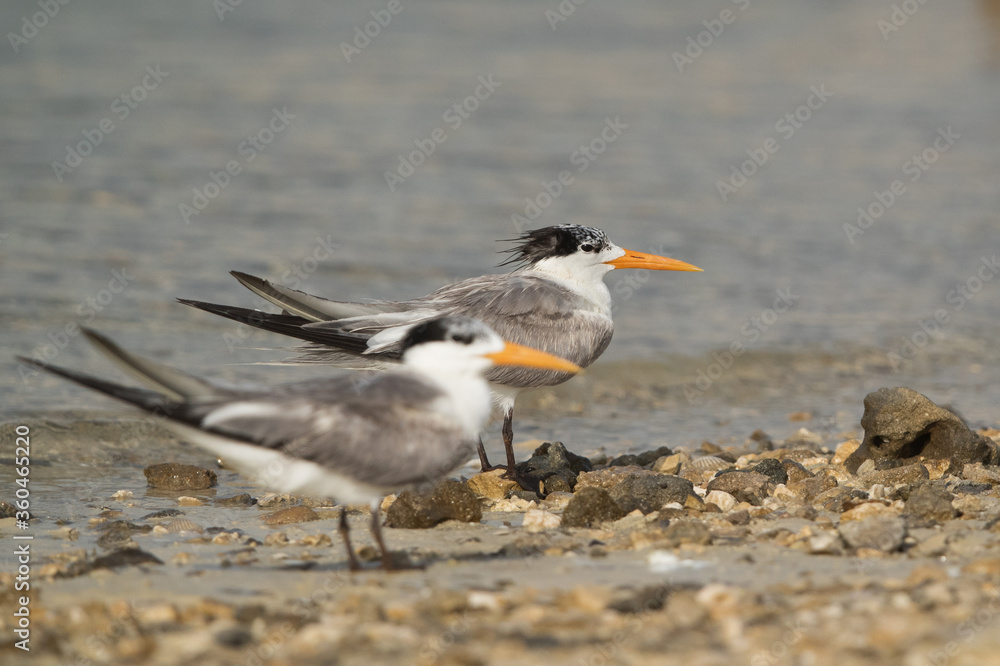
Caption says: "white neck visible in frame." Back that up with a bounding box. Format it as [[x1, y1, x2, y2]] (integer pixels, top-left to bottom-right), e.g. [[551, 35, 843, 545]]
[[523, 259, 614, 314], [419, 366, 493, 436]]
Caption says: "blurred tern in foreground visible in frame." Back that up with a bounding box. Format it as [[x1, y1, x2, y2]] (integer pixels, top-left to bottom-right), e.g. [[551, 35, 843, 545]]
[[179, 224, 701, 483], [19, 317, 579, 570]]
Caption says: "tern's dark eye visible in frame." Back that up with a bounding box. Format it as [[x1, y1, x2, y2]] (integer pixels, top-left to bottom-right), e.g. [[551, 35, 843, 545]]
[[450, 333, 473, 344], [580, 244, 596, 252]]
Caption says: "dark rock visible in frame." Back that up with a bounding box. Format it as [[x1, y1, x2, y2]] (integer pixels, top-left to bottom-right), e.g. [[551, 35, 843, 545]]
[[608, 453, 640, 467], [837, 516, 907, 552], [608, 475, 695, 514], [706, 471, 774, 506], [905, 485, 957, 522], [844, 387, 999, 474], [748, 459, 788, 486], [215, 627, 253, 648], [727, 510, 750, 525], [562, 487, 625, 528], [216, 493, 256, 507], [749, 429, 774, 450], [0, 501, 16, 518], [576, 466, 661, 490], [143, 463, 217, 490], [385, 480, 482, 529], [92, 548, 164, 569], [140, 509, 185, 521], [514, 442, 592, 493], [510, 489, 542, 503], [950, 482, 992, 495], [635, 446, 674, 467], [781, 460, 814, 484], [608, 585, 676, 613], [263, 506, 320, 526], [97, 520, 152, 550]]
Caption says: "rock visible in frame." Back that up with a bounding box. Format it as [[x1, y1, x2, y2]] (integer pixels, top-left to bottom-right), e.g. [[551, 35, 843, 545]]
[[748, 429, 774, 450], [143, 463, 217, 490], [215, 493, 256, 507], [705, 490, 737, 512], [837, 515, 907, 552], [561, 487, 625, 528], [859, 463, 929, 487], [384, 480, 482, 528], [96, 521, 151, 550], [706, 471, 774, 506], [844, 387, 999, 473], [841, 502, 897, 522], [609, 446, 672, 468], [257, 493, 296, 508], [466, 469, 520, 500], [788, 411, 812, 422], [140, 509, 185, 521], [608, 475, 695, 515], [904, 485, 957, 522], [514, 441, 592, 493], [653, 452, 690, 475], [576, 466, 659, 490], [92, 548, 164, 570], [784, 428, 824, 450], [961, 463, 1000, 485], [263, 506, 320, 526], [748, 459, 788, 486], [651, 521, 712, 548], [832, 439, 861, 465], [781, 460, 814, 484], [522, 509, 561, 532], [787, 475, 838, 502]]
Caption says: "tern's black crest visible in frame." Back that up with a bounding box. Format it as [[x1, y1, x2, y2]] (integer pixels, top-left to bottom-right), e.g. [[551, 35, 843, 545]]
[[402, 316, 483, 351], [499, 225, 610, 267]]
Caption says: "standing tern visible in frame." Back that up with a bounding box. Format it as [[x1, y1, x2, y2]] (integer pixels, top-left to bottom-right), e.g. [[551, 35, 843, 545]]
[[19, 317, 580, 570], [179, 224, 701, 483]]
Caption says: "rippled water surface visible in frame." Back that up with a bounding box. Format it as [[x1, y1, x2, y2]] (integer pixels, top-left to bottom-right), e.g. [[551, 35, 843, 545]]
[[2, 0, 999, 466]]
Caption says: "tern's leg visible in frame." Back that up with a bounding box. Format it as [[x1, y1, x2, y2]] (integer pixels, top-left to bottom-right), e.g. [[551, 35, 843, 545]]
[[502, 407, 516, 470], [476, 436, 493, 472], [369, 505, 395, 571], [338, 508, 362, 571]]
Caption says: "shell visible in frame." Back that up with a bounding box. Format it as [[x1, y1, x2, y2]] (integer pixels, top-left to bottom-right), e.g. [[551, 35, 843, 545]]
[[164, 518, 204, 534], [690, 455, 732, 472]]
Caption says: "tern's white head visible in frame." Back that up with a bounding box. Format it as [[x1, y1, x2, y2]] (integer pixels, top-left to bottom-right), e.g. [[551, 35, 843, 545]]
[[501, 224, 702, 285], [400, 316, 581, 377]]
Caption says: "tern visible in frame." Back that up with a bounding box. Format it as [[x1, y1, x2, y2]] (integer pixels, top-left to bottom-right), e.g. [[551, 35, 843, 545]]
[[179, 224, 701, 483], [19, 317, 580, 570]]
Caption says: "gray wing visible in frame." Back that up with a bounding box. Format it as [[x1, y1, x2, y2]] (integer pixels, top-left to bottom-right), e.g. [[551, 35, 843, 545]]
[[298, 274, 613, 387], [188, 372, 475, 487]]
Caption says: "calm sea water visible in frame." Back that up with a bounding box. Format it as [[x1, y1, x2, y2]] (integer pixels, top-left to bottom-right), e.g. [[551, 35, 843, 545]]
[[2, 0, 999, 447]]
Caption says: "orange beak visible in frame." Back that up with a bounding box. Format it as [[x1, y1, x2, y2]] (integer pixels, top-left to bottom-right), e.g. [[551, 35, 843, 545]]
[[485, 342, 582, 374], [606, 249, 702, 272]]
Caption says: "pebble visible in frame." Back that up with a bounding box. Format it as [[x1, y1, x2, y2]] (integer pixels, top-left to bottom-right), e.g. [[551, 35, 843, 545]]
[[521, 509, 561, 532], [385, 480, 482, 528], [705, 471, 773, 506], [466, 469, 520, 500], [143, 463, 217, 490], [263, 506, 320, 526], [215, 493, 256, 507], [837, 515, 907, 552], [859, 463, 930, 487], [513, 441, 592, 493], [747, 458, 788, 486], [561, 487, 625, 528], [904, 485, 957, 522], [705, 490, 737, 512], [607, 474, 695, 515], [653, 451, 690, 475]]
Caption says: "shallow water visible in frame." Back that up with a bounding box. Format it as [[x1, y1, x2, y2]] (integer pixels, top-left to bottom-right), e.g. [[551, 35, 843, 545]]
[[2, 1, 1000, 531]]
